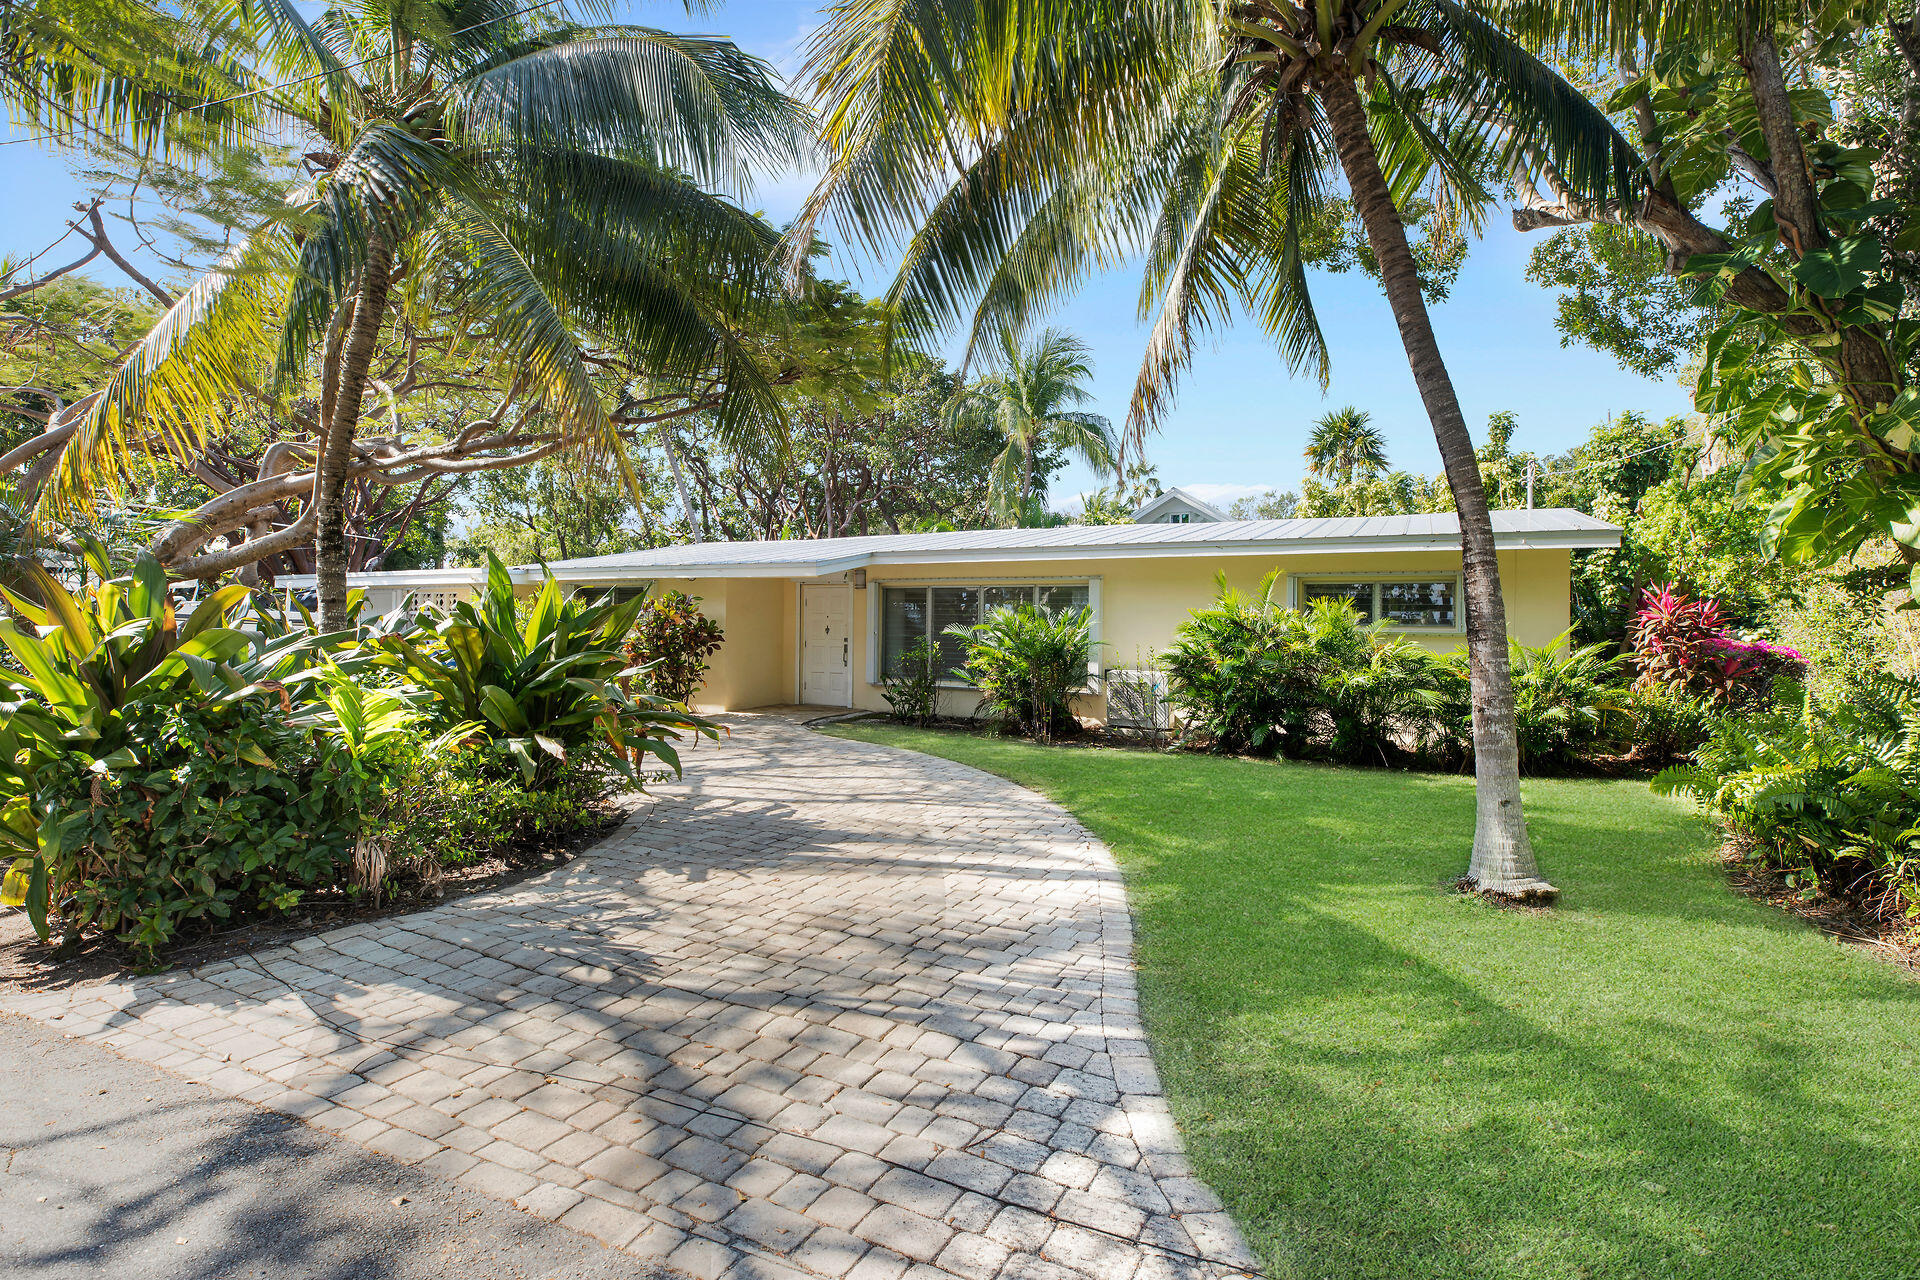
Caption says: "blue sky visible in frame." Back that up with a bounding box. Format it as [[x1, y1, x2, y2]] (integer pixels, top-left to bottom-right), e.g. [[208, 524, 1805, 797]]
[[0, 0, 1693, 511]]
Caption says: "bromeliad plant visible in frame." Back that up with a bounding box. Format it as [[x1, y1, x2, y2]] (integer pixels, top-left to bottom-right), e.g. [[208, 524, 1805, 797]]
[[388, 555, 717, 785]]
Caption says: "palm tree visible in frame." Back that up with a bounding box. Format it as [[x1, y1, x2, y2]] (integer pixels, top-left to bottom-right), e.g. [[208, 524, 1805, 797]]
[[948, 325, 1117, 524], [1304, 406, 1389, 487], [25, 0, 806, 630], [796, 0, 1632, 897]]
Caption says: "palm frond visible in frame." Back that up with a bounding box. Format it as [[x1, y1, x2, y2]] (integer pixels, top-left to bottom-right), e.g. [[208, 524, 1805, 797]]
[[1419, 0, 1640, 208], [276, 123, 470, 382], [0, 0, 255, 155], [435, 199, 626, 471], [449, 30, 811, 191], [45, 227, 295, 517]]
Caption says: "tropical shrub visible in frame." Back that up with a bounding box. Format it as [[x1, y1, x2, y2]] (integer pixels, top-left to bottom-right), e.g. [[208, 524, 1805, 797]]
[[623, 590, 724, 705], [21, 699, 355, 955], [1630, 583, 1806, 707], [1321, 632, 1443, 766], [0, 548, 341, 948], [390, 554, 716, 786], [1434, 633, 1632, 773], [947, 604, 1096, 741], [1161, 574, 1336, 756], [881, 636, 941, 725], [1165, 579, 1440, 760], [1654, 677, 1920, 920], [373, 746, 618, 874], [0, 550, 699, 958], [1622, 682, 1721, 767]]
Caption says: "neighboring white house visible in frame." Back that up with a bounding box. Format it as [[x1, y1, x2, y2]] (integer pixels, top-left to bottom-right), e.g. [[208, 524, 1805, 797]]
[[1130, 487, 1230, 524], [283, 505, 1621, 721]]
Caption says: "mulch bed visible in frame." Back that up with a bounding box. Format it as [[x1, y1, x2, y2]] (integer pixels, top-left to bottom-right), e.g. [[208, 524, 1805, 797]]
[[1721, 842, 1920, 974], [0, 801, 635, 997]]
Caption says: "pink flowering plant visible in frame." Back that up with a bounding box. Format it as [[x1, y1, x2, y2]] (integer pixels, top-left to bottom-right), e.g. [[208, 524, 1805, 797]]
[[1629, 583, 1806, 707]]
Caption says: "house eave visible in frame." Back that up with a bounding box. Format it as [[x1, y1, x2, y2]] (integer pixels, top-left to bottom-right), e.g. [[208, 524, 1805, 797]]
[[542, 529, 1619, 580]]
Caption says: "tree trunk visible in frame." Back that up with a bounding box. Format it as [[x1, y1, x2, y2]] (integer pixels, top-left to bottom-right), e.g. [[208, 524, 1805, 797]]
[[1321, 74, 1553, 900], [315, 232, 394, 632], [1019, 434, 1034, 525]]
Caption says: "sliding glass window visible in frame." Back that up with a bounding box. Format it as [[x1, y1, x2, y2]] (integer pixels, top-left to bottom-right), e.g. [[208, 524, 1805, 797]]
[[880, 582, 1093, 679]]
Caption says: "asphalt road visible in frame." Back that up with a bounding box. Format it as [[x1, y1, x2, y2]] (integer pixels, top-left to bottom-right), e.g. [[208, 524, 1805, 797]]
[[0, 1014, 661, 1280]]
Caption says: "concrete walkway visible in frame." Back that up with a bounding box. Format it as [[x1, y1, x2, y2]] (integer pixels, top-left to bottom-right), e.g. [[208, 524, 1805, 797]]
[[5, 715, 1257, 1280]]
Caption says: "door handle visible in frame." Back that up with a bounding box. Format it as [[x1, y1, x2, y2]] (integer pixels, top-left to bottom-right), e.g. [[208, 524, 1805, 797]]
[[842, 637, 850, 666]]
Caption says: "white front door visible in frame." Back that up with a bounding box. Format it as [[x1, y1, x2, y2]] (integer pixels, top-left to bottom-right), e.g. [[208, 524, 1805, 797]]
[[800, 585, 852, 706]]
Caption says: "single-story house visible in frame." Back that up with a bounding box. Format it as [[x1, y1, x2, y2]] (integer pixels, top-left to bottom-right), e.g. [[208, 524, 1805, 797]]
[[287, 489, 1620, 722]]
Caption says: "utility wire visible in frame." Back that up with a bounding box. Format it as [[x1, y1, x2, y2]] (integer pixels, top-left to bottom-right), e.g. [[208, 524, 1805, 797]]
[[0, 0, 579, 151], [1530, 433, 1692, 483]]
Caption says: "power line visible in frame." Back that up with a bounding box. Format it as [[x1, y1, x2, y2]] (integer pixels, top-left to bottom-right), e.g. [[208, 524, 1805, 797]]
[[0, 0, 579, 152]]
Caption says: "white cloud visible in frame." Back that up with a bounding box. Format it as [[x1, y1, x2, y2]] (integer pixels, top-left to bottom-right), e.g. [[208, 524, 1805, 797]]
[[1175, 482, 1285, 507]]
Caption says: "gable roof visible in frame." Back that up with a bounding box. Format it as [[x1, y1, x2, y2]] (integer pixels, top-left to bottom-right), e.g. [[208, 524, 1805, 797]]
[[532, 508, 1619, 580], [1131, 487, 1231, 523]]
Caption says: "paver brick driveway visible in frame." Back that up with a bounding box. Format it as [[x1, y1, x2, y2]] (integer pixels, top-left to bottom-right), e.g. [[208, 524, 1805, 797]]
[[6, 715, 1259, 1280]]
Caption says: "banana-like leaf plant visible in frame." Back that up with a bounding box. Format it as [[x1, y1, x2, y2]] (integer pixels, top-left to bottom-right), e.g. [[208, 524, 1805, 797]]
[[385, 553, 717, 785], [0, 543, 334, 938]]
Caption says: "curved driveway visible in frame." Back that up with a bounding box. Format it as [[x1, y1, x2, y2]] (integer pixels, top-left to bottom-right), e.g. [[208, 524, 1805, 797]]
[[5, 715, 1257, 1280]]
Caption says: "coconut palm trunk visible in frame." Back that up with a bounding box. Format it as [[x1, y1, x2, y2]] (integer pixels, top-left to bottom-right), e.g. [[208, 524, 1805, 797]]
[[1320, 75, 1551, 899], [313, 233, 394, 632]]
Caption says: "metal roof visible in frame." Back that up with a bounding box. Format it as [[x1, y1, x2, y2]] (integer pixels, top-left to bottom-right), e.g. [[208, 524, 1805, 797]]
[[532, 508, 1620, 580]]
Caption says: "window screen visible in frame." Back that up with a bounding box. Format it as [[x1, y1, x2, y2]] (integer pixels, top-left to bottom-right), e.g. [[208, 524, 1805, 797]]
[[880, 587, 928, 677]]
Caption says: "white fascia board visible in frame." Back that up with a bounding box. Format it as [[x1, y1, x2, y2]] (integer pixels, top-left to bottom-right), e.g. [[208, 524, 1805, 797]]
[[855, 531, 1619, 567], [277, 569, 485, 588], [542, 552, 872, 581], [529, 530, 1617, 581]]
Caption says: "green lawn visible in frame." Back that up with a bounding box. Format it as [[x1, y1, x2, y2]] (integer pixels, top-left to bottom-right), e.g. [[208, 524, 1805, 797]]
[[822, 723, 1920, 1280]]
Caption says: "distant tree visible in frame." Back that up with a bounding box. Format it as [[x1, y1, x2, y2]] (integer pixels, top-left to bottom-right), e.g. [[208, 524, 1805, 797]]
[[1229, 490, 1302, 520], [1075, 460, 1163, 525], [1300, 470, 1451, 518], [1303, 406, 1389, 488], [947, 326, 1117, 524], [453, 447, 675, 565]]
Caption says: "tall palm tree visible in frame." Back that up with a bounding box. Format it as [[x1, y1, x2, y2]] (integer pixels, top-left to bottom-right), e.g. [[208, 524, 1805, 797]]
[[948, 324, 1117, 524], [1304, 405, 1388, 487], [24, 0, 807, 630], [797, 0, 1632, 896]]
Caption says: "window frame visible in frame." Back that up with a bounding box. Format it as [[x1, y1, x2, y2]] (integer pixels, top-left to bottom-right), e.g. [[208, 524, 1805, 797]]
[[869, 575, 1102, 688], [1288, 571, 1466, 634]]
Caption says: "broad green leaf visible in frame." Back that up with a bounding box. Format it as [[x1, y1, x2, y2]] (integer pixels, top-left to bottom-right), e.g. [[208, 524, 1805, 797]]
[[180, 583, 250, 640]]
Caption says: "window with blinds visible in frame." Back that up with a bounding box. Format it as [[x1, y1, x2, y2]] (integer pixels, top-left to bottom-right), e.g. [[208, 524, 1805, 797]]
[[880, 581, 1093, 679], [1294, 575, 1461, 629]]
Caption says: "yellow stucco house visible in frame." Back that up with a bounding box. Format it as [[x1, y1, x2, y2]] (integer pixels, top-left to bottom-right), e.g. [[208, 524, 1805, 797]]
[[307, 489, 1619, 721]]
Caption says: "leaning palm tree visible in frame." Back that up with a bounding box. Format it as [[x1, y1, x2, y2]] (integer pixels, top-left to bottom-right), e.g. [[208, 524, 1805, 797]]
[[27, 0, 807, 630], [948, 324, 1118, 524], [796, 0, 1632, 896], [1305, 405, 1389, 487]]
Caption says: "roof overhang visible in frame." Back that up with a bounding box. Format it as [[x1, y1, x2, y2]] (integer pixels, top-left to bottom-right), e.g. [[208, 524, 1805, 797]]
[[541, 527, 1619, 581]]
